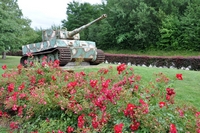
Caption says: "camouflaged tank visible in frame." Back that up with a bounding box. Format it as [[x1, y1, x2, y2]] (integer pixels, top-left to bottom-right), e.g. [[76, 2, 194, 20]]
[[20, 14, 107, 66]]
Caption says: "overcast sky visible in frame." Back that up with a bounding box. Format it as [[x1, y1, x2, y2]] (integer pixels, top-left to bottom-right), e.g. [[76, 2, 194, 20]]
[[17, 0, 103, 29]]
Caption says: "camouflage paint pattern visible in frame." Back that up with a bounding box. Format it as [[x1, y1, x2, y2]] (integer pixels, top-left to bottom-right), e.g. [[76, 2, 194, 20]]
[[22, 39, 97, 61]]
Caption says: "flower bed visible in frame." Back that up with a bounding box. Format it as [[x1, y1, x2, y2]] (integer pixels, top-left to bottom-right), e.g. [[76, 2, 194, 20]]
[[0, 58, 200, 133]]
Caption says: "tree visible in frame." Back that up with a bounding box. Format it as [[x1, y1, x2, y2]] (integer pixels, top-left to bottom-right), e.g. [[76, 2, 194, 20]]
[[19, 18, 40, 45], [103, 0, 161, 50], [0, 0, 34, 59], [155, 0, 200, 51], [177, 0, 200, 51], [157, 13, 180, 50]]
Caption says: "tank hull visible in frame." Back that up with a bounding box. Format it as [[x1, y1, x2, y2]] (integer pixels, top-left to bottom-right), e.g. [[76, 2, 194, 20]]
[[21, 39, 105, 66]]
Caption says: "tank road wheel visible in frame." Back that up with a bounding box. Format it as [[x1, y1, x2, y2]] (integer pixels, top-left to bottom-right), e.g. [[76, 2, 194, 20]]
[[39, 55, 47, 63], [54, 51, 59, 60], [20, 56, 28, 66], [90, 49, 105, 65], [34, 56, 39, 63], [56, 47, 72, 66], [47, 54, 55, 62], [27, 57, 34, 64]]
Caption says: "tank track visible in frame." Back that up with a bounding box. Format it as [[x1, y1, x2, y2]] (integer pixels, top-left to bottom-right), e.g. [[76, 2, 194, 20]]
[[20, 47, 71, 66], [56, 47, 71, 66], [20, 56, 28, 66], [90, 49, 105, 65]]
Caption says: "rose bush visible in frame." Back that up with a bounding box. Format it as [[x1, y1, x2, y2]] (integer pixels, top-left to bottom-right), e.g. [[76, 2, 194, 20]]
[[0, 58, 200, 133]]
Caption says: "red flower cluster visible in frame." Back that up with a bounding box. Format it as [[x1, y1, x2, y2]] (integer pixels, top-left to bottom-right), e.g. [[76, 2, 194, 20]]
[[18, 83, 25, 91], [92, 117, 99, 129], [196, 112, 200, 132], [176, 73, 183, 80], [139, 99, 149, 114], [52, 60, 60, 67], [37, 69, 44, 75], [102, 79, 111, 89], [98, 68, 109, 74], [114, 123, 123, 133], [90, 79, 98, 88], [51, 75, 56, 81], [1, 64, 7, 70], [170, 124, 177, 133], [12, 104, 18, 111], [67, 81, 78, 88], [196, 112, 200, 117], [66, 126, 74, 133], [78, 114, 85, 128], [30, 76, 36, 84], [38, 78, 45, 86], [0, 110, 3, 117], [7, 83, 15, 92], [159, 101, 166, 108], [117, 63, 126, 74], [166, 88, 176, 102], [130, 120, 140, 131], [9, 121, 18, 129], [124, 103, 136, 117], [123, 101, 145, 131], [178, 109, 184, 117]]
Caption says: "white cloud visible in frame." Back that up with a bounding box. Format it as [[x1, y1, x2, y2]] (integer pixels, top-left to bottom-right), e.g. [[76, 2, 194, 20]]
[[17, 0, 103, 29]]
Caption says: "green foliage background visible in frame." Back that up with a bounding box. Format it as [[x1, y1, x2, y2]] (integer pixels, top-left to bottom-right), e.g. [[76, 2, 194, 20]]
[[62, 0, 200, 51], [0, 0, 40, 55]]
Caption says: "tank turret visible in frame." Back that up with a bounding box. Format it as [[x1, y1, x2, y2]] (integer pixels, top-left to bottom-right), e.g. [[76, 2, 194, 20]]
[[20, 14, 107, 66], [42, 14, 107, 41]]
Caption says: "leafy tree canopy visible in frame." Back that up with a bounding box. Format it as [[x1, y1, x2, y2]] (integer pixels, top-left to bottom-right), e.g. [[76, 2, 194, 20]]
[[0, 0, 38, 58]]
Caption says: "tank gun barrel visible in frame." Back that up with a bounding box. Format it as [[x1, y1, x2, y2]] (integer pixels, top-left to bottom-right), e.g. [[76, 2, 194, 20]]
[[68, 14, 107, 37]]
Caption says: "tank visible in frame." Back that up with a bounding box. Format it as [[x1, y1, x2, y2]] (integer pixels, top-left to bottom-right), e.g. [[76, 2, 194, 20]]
[[20, 14, 107, 66]]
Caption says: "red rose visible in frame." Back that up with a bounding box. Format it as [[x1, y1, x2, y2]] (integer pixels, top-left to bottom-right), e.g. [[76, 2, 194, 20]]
[[114, 123, 124, 133], [176, 74, 183, 80], [159, 101, 166, 108]]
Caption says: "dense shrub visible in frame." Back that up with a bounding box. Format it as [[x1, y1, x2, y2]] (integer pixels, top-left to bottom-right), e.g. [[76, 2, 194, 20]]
[[0, 58, 200, 133]]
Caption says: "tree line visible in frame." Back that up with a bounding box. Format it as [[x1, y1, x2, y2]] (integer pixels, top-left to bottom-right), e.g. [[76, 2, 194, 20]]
[[1, 0, 200, 59], [62, 0, 200, 51]]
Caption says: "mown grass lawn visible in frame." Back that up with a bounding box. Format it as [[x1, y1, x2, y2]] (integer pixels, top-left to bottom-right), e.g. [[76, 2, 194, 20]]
[[0, 56, 21, 74], [1, 56, 200, 110]]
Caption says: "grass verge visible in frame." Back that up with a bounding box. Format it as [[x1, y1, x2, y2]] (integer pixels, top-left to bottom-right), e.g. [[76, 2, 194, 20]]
[[0, 56, 21, 74]]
